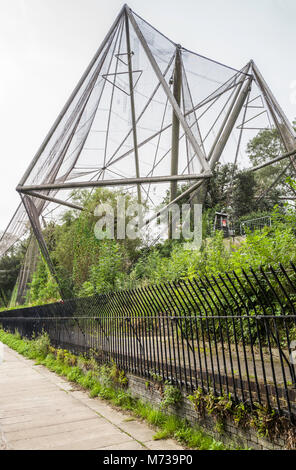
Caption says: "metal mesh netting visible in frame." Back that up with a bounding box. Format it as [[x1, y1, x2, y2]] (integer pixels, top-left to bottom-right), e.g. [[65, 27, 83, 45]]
[[0, 5, 295, 260], [15, 236, 39, 305]]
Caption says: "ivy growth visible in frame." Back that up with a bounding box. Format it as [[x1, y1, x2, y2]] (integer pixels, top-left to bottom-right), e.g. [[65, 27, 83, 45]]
[[188, 387, 296, 446], [160, 383, 182, 410]]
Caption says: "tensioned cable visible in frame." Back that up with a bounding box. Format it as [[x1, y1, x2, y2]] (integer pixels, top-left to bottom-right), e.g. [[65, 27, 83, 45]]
[[15, 23, 123, 238], [181, 58, 205, 159], [105, 73, 246, 170], [104, 53, 176, 169], [102, 19, 126, 180], [28, 26, 119, 187], [131, 8, 250, 77], [34, 19, 126, 220], [145, 96, 170, 204]]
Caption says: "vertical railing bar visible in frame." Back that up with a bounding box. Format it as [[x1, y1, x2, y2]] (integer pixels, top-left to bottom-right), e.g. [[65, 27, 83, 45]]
[[186, 279, 208, 392], [258, 268, 293, 418], [224, 271, 253, 406], [158, 283, 183, 387], [141, 287, 156, 379], [133, 296, 143, 376], [197, 275, 229, 397], [105, 297, 110, 363], [167, 281, 188, 389], [232, 270, 262, 405], [154, 284, 175, 385], [103, 293, 117, 361], [107, 294, 115, 364], [139, 286, 161, 378], [149, 285, 169, 382], [113, 297, 119, 366], [141, 285, 165, 378], [192, 276, 220, 396], [244, 268, 273, 411], [174, 280, 196, 391], [121, 289, 139, 374], [127, 287, 145, 366], [179, 280, 199, 390], [275, 265, 296, 312], [137, 287, 152, 377], [116, 290, 133, 373], [266, 267, 296, 371], [139, 286, 158, 378], [216, 273, 245, 402]]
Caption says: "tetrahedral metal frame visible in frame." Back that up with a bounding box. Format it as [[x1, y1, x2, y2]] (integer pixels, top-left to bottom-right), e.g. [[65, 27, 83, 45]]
[[1, 4, 296, 299]]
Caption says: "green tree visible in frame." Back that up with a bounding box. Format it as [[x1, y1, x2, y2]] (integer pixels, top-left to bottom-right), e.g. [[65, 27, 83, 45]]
[[231, 170, 257, 218], [30, 188, 143, 299], [204, 164, 262, 219], [246, 123, 296, 201], [0, 244, 25, 306], [204, 163, 235, 211]]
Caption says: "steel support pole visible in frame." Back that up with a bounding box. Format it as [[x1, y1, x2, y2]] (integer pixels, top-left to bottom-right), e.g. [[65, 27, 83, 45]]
[[250, 148, 296, 172], [17, 173, 211, 192], [125, 10, 141, 204], [207, 76, 248, 162], [21, 195, 64, 299], [169, 46, 182, 238], [192, 75, 252, 205], [170, 46, 182, 202], [251, 61, 296, 172], [251, 61, 296, 144], [18, 190, 84, 211], [191, 65, 251, 206], [209, 76, 252, 168]]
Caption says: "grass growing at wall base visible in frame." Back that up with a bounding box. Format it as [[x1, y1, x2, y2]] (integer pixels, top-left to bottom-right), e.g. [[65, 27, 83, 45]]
[[0, 329, 243, 451]]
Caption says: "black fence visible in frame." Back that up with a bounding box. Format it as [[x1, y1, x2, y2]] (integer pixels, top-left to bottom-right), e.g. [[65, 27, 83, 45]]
[[1, 262, 296, 421]]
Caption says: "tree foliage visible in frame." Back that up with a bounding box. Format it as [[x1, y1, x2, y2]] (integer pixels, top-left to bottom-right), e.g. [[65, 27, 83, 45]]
[[0, 244, 25, 306], [246, 124, 296, 202]]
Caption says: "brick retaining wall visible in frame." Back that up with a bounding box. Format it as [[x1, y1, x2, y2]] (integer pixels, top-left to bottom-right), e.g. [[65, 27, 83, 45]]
[[126, 373, 287, 450]]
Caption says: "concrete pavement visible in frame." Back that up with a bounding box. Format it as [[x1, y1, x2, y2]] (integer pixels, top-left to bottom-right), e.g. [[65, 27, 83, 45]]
[[0, 345, 184, 450]]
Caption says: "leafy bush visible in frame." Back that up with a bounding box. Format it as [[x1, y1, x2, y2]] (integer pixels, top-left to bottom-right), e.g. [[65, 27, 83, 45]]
[[160, 384, 182, 410], [31, 331, 51, 358], [29, 261, 60, 304]]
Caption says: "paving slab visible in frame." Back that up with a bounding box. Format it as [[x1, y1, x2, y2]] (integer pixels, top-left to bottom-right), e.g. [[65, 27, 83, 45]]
[[2, 410, 98, 433], [144, 439, 184, 450], [98, 441, 146, 451], [0, 345, 184, 451]]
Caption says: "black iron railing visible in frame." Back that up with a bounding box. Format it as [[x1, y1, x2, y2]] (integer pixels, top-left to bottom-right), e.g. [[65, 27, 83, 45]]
[[1, 262, 296, 421]]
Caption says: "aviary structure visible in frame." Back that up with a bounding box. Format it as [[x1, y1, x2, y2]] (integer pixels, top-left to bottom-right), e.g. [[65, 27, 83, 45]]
[[0, 4, 295, 300]]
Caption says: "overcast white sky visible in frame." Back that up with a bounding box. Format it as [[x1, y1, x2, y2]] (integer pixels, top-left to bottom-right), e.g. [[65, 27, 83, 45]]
[[0, 0, 295, 229]]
